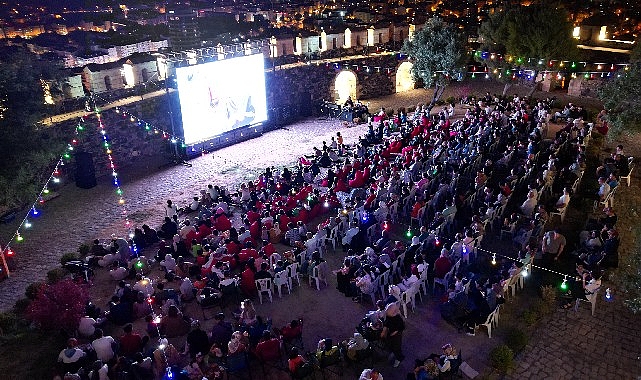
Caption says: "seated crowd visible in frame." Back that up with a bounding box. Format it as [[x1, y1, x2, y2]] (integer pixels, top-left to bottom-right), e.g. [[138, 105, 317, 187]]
[[55, 93, 622, 380]]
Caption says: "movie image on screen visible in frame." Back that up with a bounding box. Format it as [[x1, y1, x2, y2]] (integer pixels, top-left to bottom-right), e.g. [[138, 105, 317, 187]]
[[175, 54, 268, 145]]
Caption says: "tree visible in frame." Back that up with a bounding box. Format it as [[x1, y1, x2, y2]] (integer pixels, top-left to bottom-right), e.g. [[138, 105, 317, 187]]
[[0, 46, 67, 209], [478, 3, 580, 95], [631, 38, 641, 64], [597, 63, 641, 136], [26, 279, 89, 332], [401, 17, 466, 111]]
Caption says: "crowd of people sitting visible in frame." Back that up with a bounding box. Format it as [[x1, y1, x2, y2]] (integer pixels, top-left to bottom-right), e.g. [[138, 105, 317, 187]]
[[53, 91, 624, 380]]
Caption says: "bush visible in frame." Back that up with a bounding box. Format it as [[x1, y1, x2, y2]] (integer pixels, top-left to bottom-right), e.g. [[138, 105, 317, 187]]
[[539, 285, 557, 316], [46, 268, 69, 284], [25, 282, 44, 300], [77, 244, 91, 256], [0, 312, 19, 335], [60, 252, 79, 266], [504, 327, 529, 353], [489, 344, 514, 374], [26, 279, 89, 331], [521, 310, 539, 326], [445, 96, 456, 105], [13, 298, 31, 315]]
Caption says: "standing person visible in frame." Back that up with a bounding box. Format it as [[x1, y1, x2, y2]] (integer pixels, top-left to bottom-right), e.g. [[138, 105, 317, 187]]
[[381, 303, 405, 367], [541, 229, 566, 262], [164, 200, 178, 219]]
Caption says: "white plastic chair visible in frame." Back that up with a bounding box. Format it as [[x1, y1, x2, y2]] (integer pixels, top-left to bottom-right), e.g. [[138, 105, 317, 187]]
[[269, 253, 281, 272], [379, 270, 391, 297], [273, 271, 291, 298], [493, 303, 502, 327], [367, 224, 379, 245], [550, 206, 568, 224], [389, 203, 399, 223], [400, 286, 418, 318], [361, 277, 379, 305], [286, 262, 301, 287], [433, 267, 454, 295], [326, 225, 340, 251], [418, 265, 430, 296], [479, 309, 496, 338], [255, 278, 273, 304], [309, 262, 328, 290], [574, 287, 601, 316], [620, 163, 634, 187]]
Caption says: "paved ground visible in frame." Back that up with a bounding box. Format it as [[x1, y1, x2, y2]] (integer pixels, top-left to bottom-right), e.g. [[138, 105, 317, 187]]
[[507, 293, 641, 380]]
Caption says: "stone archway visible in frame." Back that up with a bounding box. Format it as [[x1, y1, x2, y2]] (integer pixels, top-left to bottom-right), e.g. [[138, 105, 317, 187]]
[[333, 70, 357, 105], [395, 61, 415, 93]]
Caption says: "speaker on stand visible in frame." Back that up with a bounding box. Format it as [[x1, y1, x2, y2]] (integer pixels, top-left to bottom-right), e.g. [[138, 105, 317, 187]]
[[75, 151, 97, 189]]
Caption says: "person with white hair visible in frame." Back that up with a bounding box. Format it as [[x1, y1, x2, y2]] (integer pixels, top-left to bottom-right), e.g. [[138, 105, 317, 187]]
[[160, 254, 177, 272], [381, 303, 405, 367]]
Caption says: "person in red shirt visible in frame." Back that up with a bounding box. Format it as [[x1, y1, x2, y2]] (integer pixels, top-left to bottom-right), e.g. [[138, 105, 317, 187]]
[[261, 241, 276, 257], [119, 323, 142, 358], [433, 249, 453, 279], [253, 331, 282, 362], [279, 319, 302, 343], [225, 239, 241, 257], [363, 188, 377, 211], [238, 242, 259, 264], [410, 196, 425, 219]]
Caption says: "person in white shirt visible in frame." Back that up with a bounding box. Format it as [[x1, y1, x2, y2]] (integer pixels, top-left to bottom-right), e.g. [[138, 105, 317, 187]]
[[180, 277, 194, 301], [91, 329, 116, 362], [561, 270, 602, 309], [78, 316, 97, 338], [520, 190, 537, 217], [555, 187, 570, 211], [164, 200, 178, 218], [397, 273, 419, 292], [179, 220, 196, 240], [160, 254, 177, 272], [597, 177, 610, 201], [133, 276, 154, 297], [58, 338, 87, 367], [207, 184, 219, 201], [342, 222, 359, 249]]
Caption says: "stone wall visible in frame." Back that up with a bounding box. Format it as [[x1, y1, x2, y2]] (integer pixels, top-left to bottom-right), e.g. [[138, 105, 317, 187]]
[[58, 54, 408, 179], [265, 54, 401, 109]]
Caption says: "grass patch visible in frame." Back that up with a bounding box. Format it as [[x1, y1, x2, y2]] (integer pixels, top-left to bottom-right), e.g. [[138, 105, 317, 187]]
[[0, 330, 65, 379]]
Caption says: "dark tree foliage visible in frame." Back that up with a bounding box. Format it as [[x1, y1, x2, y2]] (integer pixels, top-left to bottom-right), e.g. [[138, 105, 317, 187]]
[[630, 38, 641, 64], [478, 3, 580, 94], [598, 63, 641, 137], [401, 17, 467, 110], [0, 46, 67, 209]]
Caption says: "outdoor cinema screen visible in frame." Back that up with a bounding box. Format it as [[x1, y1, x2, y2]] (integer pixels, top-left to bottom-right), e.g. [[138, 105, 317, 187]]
[[175, 53, 268, 145]]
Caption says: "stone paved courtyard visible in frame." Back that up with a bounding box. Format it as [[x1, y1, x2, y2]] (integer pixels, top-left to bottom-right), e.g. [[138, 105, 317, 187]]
[[0, 86, 640, 379]]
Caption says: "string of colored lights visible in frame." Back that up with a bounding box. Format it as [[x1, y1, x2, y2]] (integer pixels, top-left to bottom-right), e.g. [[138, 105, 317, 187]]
[[431, 232, 602, 292], [470, 49, 631, 70], [89, 92, 186, 149], [92, 100, 132, 233], [0, 120, 90, 276]]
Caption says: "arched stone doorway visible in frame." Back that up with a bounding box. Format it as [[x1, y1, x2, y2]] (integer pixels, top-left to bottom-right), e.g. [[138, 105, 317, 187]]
[[333, 70, 357, 105], [395, 62, 415, 93]]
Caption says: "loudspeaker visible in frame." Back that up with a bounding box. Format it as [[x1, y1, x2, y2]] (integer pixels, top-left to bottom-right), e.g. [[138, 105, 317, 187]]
[[75, 151, 97, 189], [300, 91, 312, 117]]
